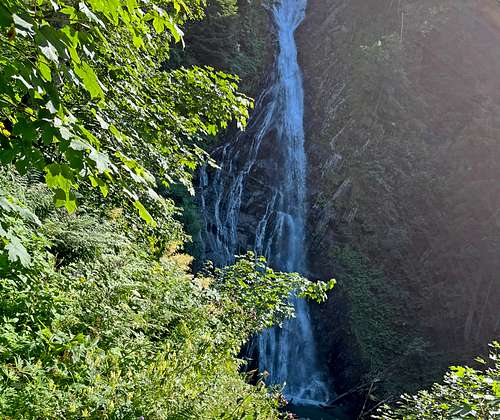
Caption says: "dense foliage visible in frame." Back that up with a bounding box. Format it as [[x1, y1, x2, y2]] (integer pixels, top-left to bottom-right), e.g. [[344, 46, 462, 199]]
[[0, 172, 335, 418], [376, 342, 500, 419], [332, 246, 430, 396], [181, 0, 273, 95], [0, 0, 250, 222]]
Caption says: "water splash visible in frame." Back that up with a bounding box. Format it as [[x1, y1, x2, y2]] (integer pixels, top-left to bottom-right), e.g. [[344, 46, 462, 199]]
[[199, 0, 329, 405]]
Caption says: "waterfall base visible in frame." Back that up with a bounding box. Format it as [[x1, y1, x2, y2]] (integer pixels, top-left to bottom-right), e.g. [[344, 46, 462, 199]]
[[288, 404, 351, 420], [284, 377, 330, 406]]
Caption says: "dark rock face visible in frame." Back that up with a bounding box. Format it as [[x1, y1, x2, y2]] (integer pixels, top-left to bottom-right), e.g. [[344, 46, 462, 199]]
[[297, 0, 500, 396]]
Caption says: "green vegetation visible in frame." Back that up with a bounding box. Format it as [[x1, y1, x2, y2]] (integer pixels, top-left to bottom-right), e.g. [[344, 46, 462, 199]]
[[182, 0, 273, 95], [0, 171, 334, 418], [2, 1, 497, 418], [0, 1, 335, 418], [333, 246, 430, 396], [0, 0, 250, 224], [334, 246, 401, 369], [376, 342, 500, 419]]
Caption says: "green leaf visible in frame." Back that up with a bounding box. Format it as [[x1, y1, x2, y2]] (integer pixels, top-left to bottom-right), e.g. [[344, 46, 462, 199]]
[[54, 188, 77, 213], [133, 200, 156, 226], [13, 119, 38, 145], [44, 163, 78, 213], [74, 61, 105, 99], [153, 16, 164, 34], [37, 25, 70, 62], [165, 16, 184, 44], [88, 149, 110, 173], [13, 14, 34, 37], [37, 56, 52, 82], [79, 1, 105, 28], [89, 175, 109, 197], [0, 4, 13, 28], [44, 163, 74, 191], [5, 234, 31, 267], [69, 138, 92, 151], [39, 39, 59, 63]]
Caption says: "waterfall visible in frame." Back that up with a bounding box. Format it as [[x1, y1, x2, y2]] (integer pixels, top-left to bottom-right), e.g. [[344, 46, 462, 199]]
[[199, 0, 329, 405]]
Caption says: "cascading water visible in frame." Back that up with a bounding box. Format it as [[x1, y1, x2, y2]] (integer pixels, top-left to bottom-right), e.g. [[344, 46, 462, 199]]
[[199, 0, 329, 405]]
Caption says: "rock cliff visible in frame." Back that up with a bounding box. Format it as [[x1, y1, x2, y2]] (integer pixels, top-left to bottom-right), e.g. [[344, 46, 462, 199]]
[[298, 0, 500, 397]]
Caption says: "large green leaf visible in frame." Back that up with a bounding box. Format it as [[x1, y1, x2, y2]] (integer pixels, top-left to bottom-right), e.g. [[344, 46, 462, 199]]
[[44, 163, 78, 213], [74, 61, 105, 99], [88, 149, 111, 172], [133, 200, 156, 226], [54, 188, 77, 213], [5, 234, 31, 267]]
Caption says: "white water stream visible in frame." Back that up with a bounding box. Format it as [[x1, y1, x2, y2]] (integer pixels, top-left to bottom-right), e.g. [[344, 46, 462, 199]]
[[199, 0, 329, 405]]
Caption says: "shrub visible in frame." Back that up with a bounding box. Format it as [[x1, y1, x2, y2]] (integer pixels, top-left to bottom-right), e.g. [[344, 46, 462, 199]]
[[376, 342, 500, 419]]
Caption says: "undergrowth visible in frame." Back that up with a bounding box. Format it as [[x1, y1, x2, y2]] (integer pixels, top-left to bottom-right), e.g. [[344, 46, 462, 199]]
[[0, 172, 332, 419]]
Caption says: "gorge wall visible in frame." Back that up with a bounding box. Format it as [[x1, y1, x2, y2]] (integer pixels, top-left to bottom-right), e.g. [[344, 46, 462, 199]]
[[186, 0, 500, 404], [297, 0, 500, 397]]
